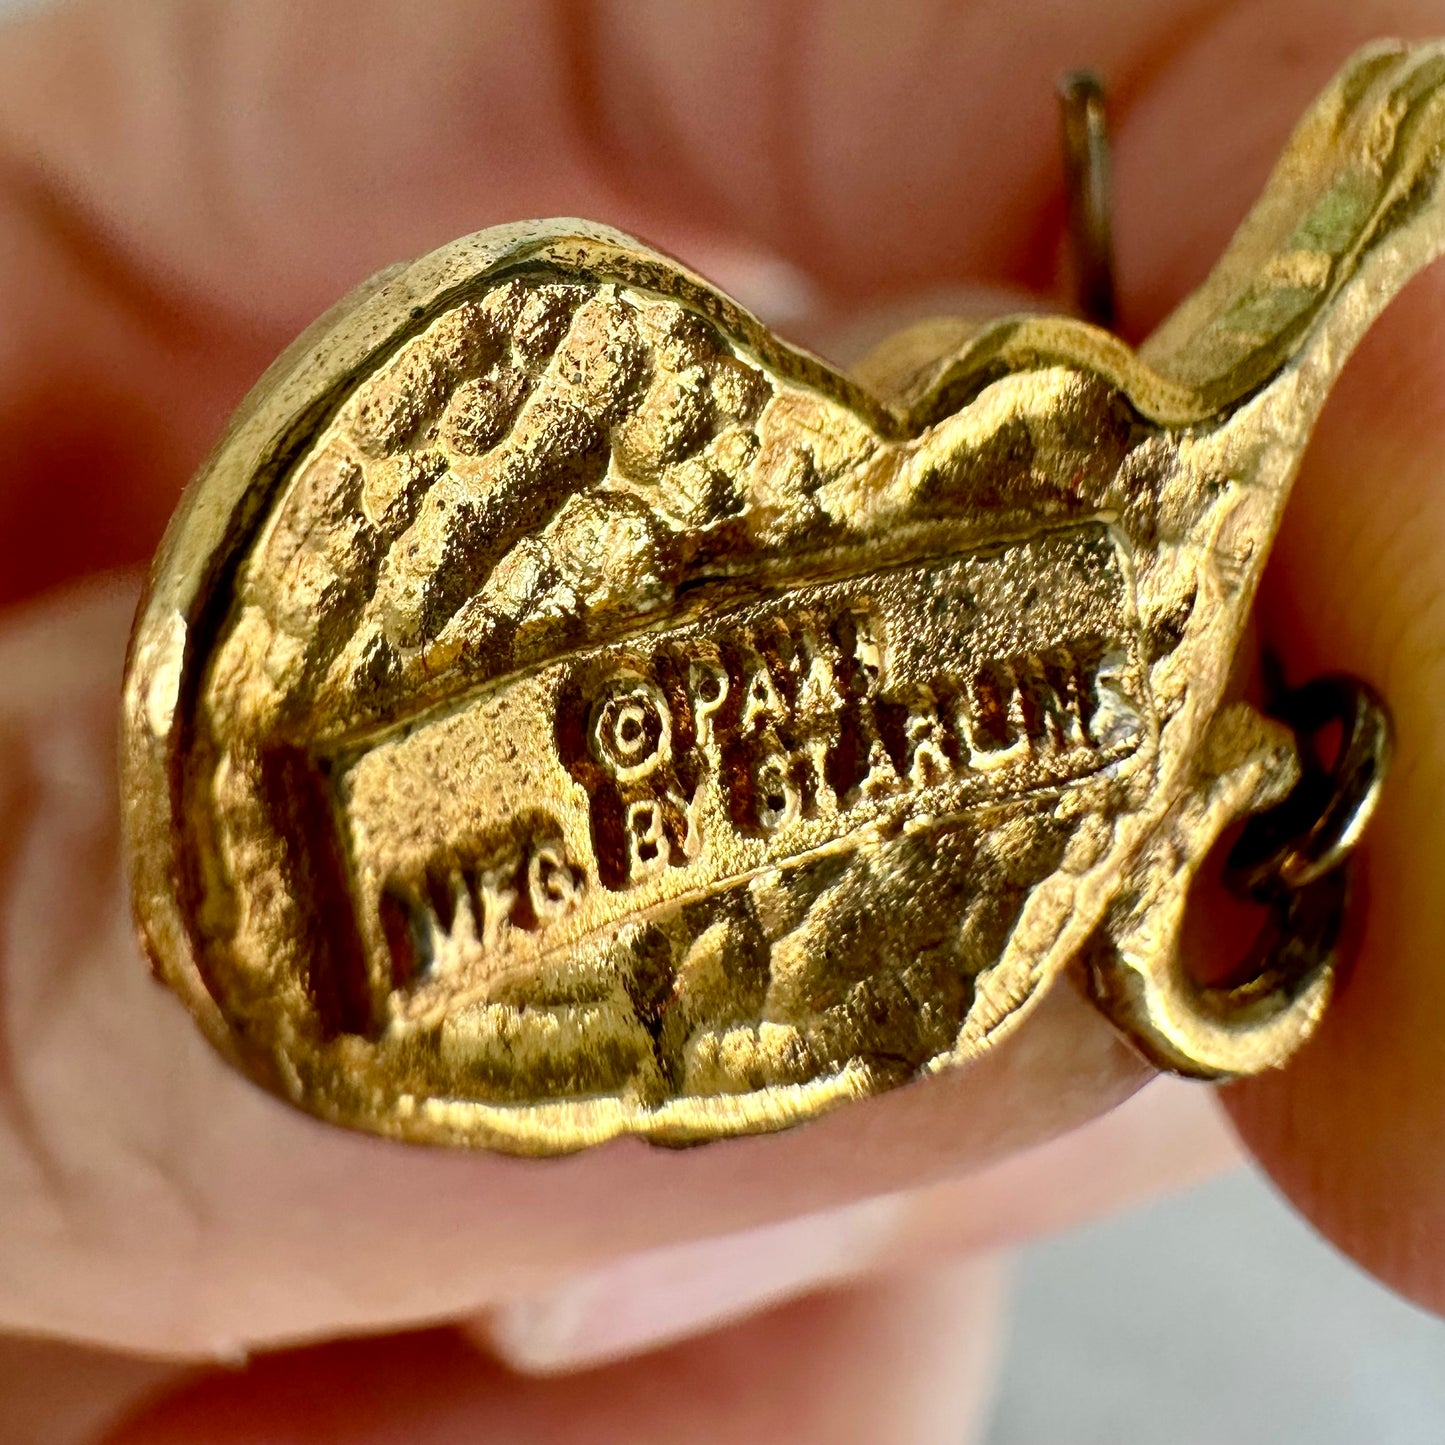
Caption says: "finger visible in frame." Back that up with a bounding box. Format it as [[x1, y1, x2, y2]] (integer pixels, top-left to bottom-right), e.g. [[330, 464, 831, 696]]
[[0, 578, 1163, 1359], [1111, 0, 1445, 1316], [2, 0, 1441, 1356], [0, 1336, 179, 1445], [0, 0, 604, 605], [105, 1264, 1003, 1445], [474, 1075, 1235, 1373], [0, 0, 1186, 321], [0, 0, 1258, 604]]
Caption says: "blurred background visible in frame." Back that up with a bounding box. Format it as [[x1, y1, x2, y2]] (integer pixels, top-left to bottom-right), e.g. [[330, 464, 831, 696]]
[[986, 1171, 1445, 1443], [1, 1, 1442, 1440]]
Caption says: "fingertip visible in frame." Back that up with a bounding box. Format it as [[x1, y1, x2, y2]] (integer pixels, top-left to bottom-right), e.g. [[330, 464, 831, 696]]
[[472, 1193, 910, 1374]]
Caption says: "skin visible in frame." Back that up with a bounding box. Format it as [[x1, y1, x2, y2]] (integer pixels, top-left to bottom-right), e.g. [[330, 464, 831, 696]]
[[0, 1, 1442, 1438]]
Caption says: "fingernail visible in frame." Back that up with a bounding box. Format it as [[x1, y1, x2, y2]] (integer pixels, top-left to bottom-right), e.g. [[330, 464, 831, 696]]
[[476, 1192, 911, 1373]]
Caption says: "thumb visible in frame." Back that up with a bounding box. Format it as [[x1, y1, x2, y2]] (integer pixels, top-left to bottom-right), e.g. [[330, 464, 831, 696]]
[[0, 487, 1192, 1362]]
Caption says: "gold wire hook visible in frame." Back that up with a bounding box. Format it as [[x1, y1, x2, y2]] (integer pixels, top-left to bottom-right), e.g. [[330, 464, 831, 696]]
[[1059, 71, 1118, 329]]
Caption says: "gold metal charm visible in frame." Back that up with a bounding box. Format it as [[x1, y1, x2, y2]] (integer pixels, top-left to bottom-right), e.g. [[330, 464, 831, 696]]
[[123, 43, 1445, 1153]]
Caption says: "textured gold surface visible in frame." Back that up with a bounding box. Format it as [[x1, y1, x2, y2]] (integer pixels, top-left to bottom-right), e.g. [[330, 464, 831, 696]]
[[123, 43, 1445, 1153]]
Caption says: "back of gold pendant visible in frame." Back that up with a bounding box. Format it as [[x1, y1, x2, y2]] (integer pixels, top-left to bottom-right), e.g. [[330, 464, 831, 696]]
[[123, 42, 1445, 1153]]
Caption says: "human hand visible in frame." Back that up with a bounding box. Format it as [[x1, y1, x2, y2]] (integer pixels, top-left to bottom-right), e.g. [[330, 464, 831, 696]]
[[2, 2, 1443, 1440]]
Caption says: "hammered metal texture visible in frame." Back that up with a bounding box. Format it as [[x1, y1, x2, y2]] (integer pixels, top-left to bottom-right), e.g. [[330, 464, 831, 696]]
[[123, 43, 1445, 1152]]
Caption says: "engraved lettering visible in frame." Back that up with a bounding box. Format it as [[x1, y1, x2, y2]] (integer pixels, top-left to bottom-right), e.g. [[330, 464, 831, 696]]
[[570, 603, 1133, 888], [754, 749, 801, 833], [382, 823, 584, 994], [585, 631, 1121, 888], [591, 678, 672, 782], [739, 653, 785, 731], [527, 841, 579, 922], [476, 863, 519, 949], [689, 654, 729, 748], [428, 874, 479, 979], [626, 797, 671, 879], [905, 704, 952, 788], [801, 732, 838, 810]]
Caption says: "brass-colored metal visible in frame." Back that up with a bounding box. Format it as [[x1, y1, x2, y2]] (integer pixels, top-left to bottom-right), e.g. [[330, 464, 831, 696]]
[[1060, 70, 1117, 327], [1225, 674, 1392, 897], [1093, 674, 1392, 1076], [123, 43, 1445, 1153]]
